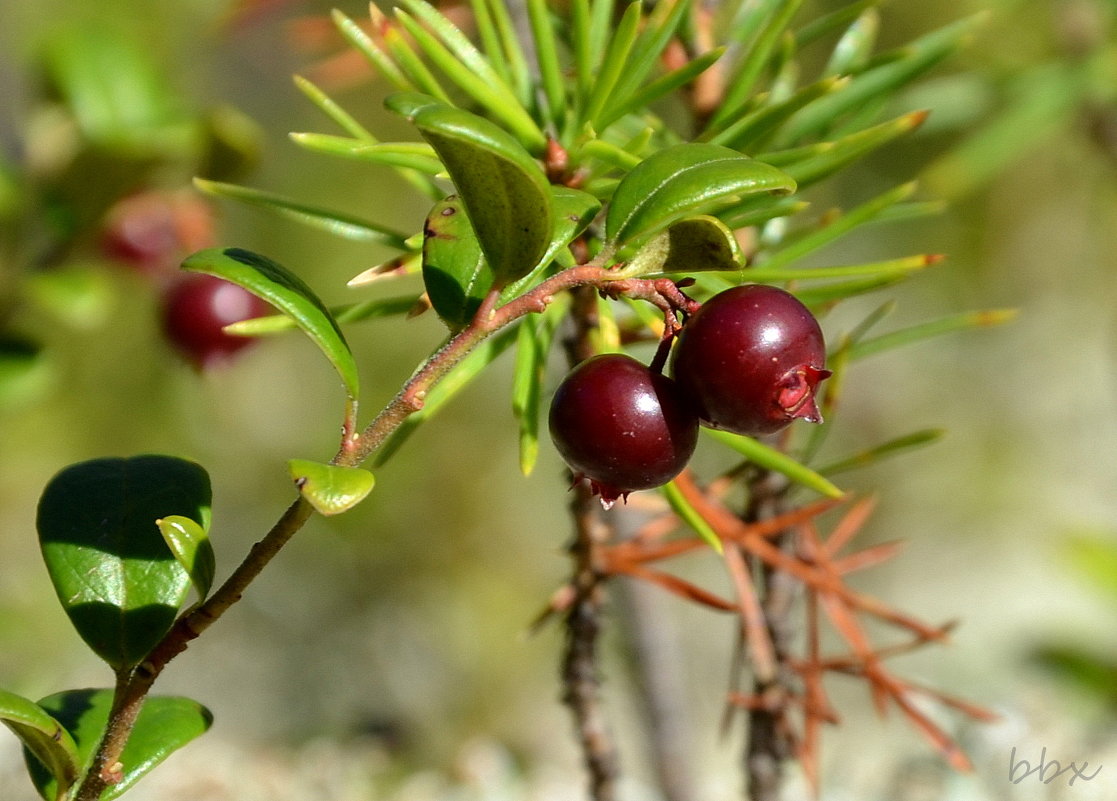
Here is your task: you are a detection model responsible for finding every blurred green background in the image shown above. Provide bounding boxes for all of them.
[1,0,1116,799]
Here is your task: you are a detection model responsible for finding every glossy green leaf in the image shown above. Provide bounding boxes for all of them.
[293,74,373,140]
[195,179,410,248]
[28,690,212,801]
[793,0,880,48]
[182,248,359,402]
[847,309,1017,361]
[288,459,375,516]
[607,0,694,116]
[374,326,519,467]
[382,22,453,102]
[156,515,216,603]
[606,143,796,251]
[621,216,743,277]
[36,456,210,670]
[390,97,554,284]
[472,0,532,103]
[0,689,80,800]
[739,254,941,284]
[703,428,844,498]
[525,0,565,127]
[422,195,492,329]
[818,428,945,476]
[662,481,722,553]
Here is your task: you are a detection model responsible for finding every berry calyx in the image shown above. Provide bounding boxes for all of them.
[160,274,271,369]
[671,284,831,436]
[548,353,699,508]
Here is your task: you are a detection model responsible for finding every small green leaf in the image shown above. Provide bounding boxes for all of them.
[599,47,725,130]
[226,295,420,336]
[709,76,848,150]
[621,216,743,277]
[606,143,795,252]
[293,74,374,141]
[195,179,410,248]
[703,429,844,499]
[332,9,412,91]
[422,195,493,329]
[580,1,642,129]
[156,515,216,603]
[390,97,554,284]
[287,459,375,516]
[661,480,722,553]
[28,690,212,801]
[37,456,211,670]
[182,248,359,402]
[0,689,80,800]
[288,134,444,174]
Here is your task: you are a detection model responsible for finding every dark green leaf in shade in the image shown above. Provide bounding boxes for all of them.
[27,690,212,801]
[36,456,211,670]
[388,96,554,284]
[605,143,796,251]
[621,216,743,277]
[181,248,359,402]
[156,516,216,603]
[287,459,375,516]
[0,689,80,800]
[422,195,493,329]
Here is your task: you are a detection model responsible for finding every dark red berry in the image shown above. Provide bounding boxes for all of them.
[160,274,271,368]
[548,353,699,507]
[671,284,830,436]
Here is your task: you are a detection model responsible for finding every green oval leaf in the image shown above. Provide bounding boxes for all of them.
[182,248,359,402]
[422,195,493,329]
[500,185,601,298]
[605,143,795,252]
[28,690,212,801]
[619,216,743,277]
[287,459,375,516]
[156,515,216,603]
[37,456,211,670]
[0,688,80,799]
[388,95,553,284]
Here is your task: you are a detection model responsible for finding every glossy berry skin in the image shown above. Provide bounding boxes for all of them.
[671,284,830,436]
[549,353,699,507]
[160,274,271,368]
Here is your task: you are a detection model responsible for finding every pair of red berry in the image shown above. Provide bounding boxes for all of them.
[548,284,831,507]
[101,191,270,368]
